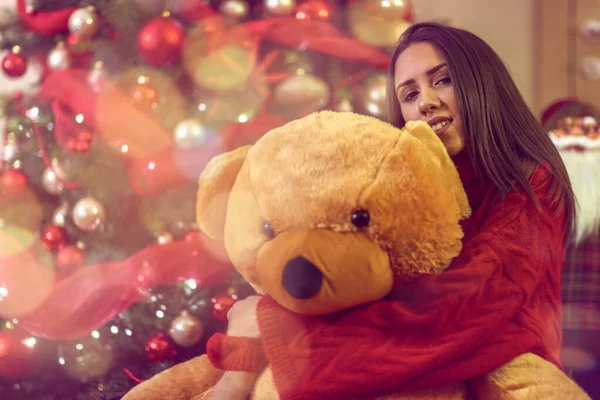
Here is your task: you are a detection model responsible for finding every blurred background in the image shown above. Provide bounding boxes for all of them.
[0,1,598,399]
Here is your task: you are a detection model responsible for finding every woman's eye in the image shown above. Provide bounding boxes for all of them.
[435,76,452,86]
[403,91,418,102]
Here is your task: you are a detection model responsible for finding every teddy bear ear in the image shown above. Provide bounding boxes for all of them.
[196,145,251,240]
[404,121,471,220]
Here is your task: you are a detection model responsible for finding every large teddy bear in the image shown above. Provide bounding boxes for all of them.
[123,111,588,400]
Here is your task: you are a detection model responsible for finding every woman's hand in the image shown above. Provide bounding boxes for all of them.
[205,296,263,400]
[226,295,262,338]
[206,370,259,400]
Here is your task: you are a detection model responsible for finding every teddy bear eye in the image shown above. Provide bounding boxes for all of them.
[351,210,370,228]
[262,221,275,238]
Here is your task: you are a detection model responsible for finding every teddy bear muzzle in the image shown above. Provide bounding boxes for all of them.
[255,227,394,316]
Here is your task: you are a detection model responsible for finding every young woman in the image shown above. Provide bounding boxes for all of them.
[208,23,589,399]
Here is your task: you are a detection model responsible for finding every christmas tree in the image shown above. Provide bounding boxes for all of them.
[0,0,412,398]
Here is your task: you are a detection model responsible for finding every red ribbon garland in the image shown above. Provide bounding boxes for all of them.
[13,234,233,340]
[16,0,76,36]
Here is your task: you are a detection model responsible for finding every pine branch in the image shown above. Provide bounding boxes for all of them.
[96,0,155,39]
[29,0,82,12]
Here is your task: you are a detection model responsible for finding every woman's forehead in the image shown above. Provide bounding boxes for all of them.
[394,43,447,82]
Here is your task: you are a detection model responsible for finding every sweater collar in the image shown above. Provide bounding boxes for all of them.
[451,150,490,212]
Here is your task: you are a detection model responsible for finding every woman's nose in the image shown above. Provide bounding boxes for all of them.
[419,88,441,115]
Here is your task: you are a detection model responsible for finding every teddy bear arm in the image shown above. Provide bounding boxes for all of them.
[121,354,224,400]
[248,367,471,400]
[468,352,591,399]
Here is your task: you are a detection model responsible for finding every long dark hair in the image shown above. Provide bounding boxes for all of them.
[386,22,576,240]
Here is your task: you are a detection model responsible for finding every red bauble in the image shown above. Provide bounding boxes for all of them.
[136,17,186,67]
[41,225,68,252]
[145,332,177,363]
[211,293,238,323]
[2,52,27,78]
[75,140,90,153]
[56,245,84,277]
[0,328,39,380]
[183,229,200,242]
[78,131,93,143]
[1,169,29,197]
[295,0,334,21]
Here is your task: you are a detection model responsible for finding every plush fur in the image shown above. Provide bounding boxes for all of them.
[123,111,590,400]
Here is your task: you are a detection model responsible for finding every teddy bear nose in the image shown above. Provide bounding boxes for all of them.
[281,256,323,299]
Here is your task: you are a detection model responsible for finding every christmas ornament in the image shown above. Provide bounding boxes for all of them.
[169,310,204,347]
[87,60,105,93]
[277,50,318,75]
[173,119,211,150]
[72,197,106,232]
[1,169,28,197]
[60,339,114,382]
[145,332,177,363]
[51,202,69,227]
[2,47,27,78]
[41,225,68,251]
[219,0,250,20]
[137,17,186,67]
[0,328,39,380]
[347,0,411,48]
[42,166,66,195]
[273,73,330,117]
[195,85,266,129]
[131,83,159,112]
[55,245,84,278]
[47,42,71,71]
[183,18,258,92]
[0,188,43,233]
[582,56,600,80]
[361,73,387,118]
[68,6,100,40]
[335,97,354,112]
[67,130,94,153]
[581,19,600,41]
[264,0,297,16]
[1,134,20,164]
[295,0,334,21]
[210,293,238,322]
[115,67,186,132]
[157,232,174,245]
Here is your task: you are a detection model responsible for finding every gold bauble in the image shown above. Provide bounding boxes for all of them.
[361,73,387,118]
[264,0,297,16]
[0,188,42,233]
[347,0,411,48]
[113,67,186,132]
[194,77,267,129]
[219,0,250,20]
[273,74,330,118]
[183,19,258,92]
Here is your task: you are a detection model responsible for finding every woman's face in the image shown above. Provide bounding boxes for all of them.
[394,42,465,156]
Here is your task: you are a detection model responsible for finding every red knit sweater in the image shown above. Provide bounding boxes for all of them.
[207,153,567,400]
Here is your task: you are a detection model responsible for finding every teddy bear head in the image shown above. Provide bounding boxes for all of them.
[196,111,470,315]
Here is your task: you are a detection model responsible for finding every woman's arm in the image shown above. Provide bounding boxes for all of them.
[254,170,566,400]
